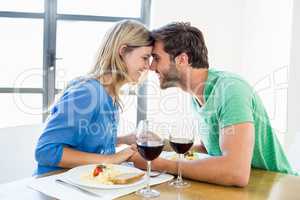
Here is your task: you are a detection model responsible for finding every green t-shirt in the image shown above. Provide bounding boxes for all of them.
[191,69,297,175]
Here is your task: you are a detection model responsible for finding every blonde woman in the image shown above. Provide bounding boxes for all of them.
[35,20,153,175]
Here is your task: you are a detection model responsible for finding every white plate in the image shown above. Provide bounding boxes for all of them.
[63,164,146,189]
[160,151,211,160]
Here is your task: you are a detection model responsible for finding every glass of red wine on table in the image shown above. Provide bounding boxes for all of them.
[168,123,194,188]
[136,120,164,198]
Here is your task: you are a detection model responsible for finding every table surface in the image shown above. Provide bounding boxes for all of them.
[1,169,299,200]
[120,169,300,200]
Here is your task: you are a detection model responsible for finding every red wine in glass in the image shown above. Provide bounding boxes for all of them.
[137,141,164,161]
[169,135,194,188]
[136,120,164,198]
[169,138,193,154]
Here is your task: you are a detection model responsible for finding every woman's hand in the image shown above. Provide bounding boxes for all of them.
[114,146,135,163]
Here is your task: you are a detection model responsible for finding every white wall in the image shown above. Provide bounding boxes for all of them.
[149,0,294,146]
[287,0,300,147]
[0,124,43,183]
[240,0,293,143]
[150,0,244,71]
[148,0,244,143]
[286,0,300,171]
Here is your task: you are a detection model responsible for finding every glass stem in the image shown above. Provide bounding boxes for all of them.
[177,154,183,183]
[147,161,151,191]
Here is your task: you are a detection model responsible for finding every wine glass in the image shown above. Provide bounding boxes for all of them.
[168,122,194,188]
[136,120,164,198]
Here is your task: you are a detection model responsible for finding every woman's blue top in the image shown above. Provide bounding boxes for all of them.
[35,78,119,175]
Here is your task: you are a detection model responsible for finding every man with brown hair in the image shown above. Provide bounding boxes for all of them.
[131,22,296,187]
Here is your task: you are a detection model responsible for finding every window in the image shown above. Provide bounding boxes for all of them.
[57,0,141,17]
[56,21,114,89]
[0,18,43,88]
[0,0,150,128]
[0,0,44,13]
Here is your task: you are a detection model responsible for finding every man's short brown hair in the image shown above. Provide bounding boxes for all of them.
[151,22,209,68]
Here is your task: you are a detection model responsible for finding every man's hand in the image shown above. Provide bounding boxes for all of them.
[128,152,147,170]
[129,151,174,173]
[129,151,163,171]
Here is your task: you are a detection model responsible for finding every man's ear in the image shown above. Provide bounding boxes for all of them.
[118,45,127,58]
[175,52,189,65]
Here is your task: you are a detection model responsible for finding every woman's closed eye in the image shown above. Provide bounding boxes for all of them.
[143,57,149,61]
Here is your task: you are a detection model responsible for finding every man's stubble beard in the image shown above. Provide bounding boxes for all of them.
[160,63,181,89]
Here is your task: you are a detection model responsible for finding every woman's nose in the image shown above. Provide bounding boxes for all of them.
[149,62,156,71]
[144,61,150,70]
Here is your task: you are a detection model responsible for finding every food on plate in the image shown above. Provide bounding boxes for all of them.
[111,172,145,184]
[170,151,198,160]
[185,151,198,160]
[80,164,145,185]
[93,164,105,177]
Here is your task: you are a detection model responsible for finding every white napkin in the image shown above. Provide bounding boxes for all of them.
[27,151,210,200]
[27,171,173,200]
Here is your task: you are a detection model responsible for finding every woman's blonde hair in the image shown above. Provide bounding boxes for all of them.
[88,19,153,106]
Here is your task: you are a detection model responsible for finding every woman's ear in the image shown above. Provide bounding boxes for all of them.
[118,45,127,58]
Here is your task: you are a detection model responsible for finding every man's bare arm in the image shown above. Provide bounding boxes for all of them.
[132,122,254,187]
[180,122,254,186]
